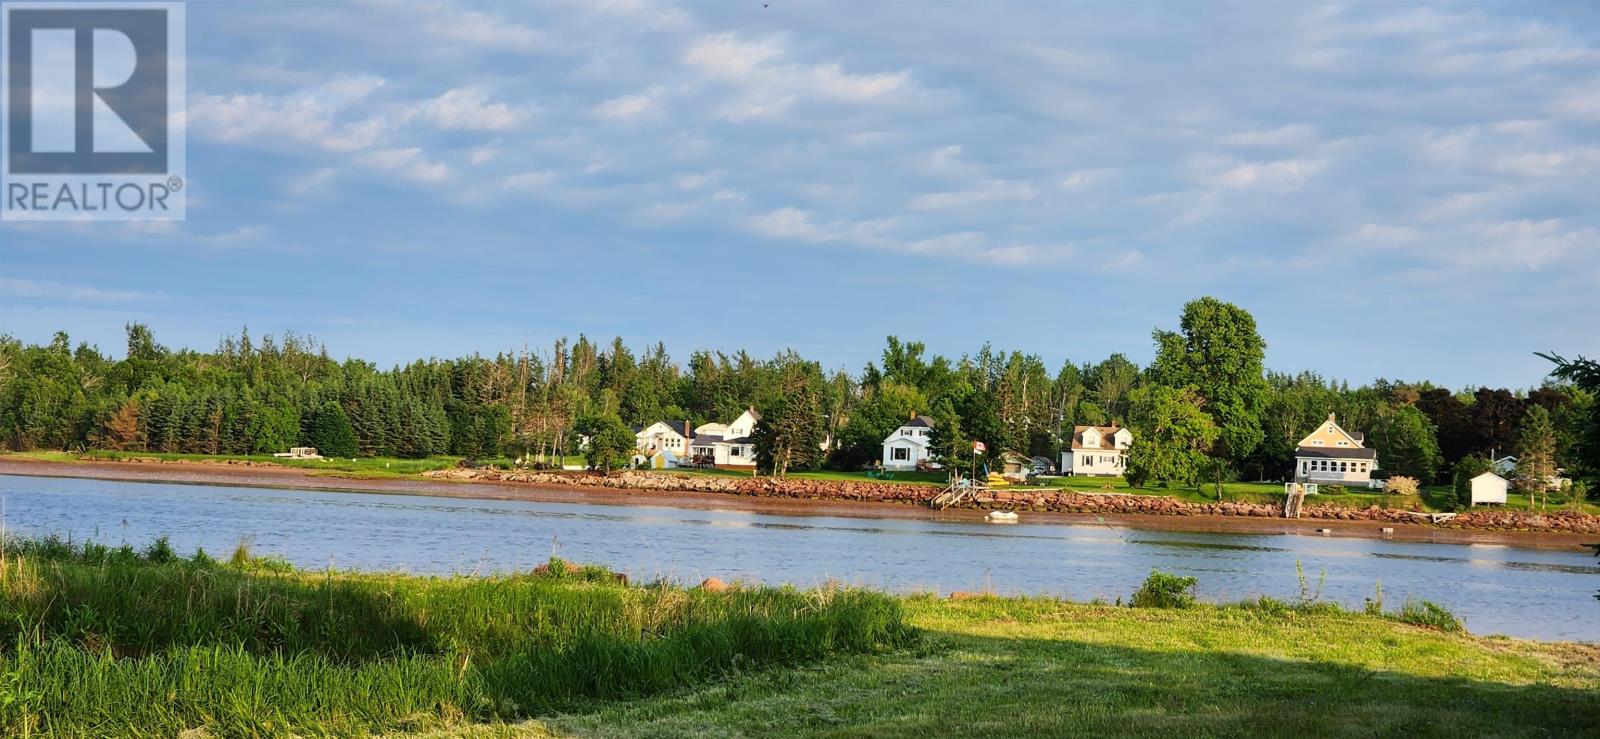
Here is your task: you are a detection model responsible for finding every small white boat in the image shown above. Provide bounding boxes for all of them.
[985,510,1019,523]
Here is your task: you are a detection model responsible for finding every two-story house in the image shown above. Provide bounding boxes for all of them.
[1061,425,1132,476]
[1293,413,1378,485]
[688,407,761,467]
[881,414,935,471]
[634,420,692,457]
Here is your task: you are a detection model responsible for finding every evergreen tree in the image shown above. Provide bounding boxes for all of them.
[307,401,358,458]
[1513,405,1558,501]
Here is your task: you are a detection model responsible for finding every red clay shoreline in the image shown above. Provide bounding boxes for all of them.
[1,457,1595,552]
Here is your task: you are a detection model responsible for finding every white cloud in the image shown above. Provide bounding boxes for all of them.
[808,64,909,101]
[361,148,451,183]
[1204,157,1327,191]
[908,180,1036,211]
[593,91,660,120]
[0,277,158,303]
[189,75,388,152]
[684,32,915,120]
[425,10,548,52]
[684,33,785,79]
[502,170,560,191]
[412,87,528,131]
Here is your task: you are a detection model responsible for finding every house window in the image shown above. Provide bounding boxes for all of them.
[730,447,742,458]
[1083,455,1092,467]
[1313,440,1325,446]
[892,447,909,461]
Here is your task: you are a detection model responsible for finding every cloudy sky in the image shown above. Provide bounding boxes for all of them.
[2,0,1597,388]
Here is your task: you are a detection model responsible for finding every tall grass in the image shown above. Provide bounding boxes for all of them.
[0,536,917,736]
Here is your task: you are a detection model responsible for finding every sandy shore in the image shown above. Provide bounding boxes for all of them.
[1,458,1595,551]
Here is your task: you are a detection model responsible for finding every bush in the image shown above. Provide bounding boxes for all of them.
[1384,476,1420,495]
[1322,484,1347,496]
[1130,570,1198,609]
[1393,599,1464,632]
[1452,456,1493,509]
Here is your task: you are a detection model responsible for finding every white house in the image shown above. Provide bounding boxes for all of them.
[882,414,935,471]
[1061,425,1132,476]
[1293,413,1378,485]
[1468,471,1508,506]
[635,420,692,456]
[688,408,761,467]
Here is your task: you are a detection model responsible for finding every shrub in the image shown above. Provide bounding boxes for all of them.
[1393,599,1464,633]
[1130,570,1198,609]
[1385,476,1420,495]
[141,536,177,564]
[1321,484,1347,496]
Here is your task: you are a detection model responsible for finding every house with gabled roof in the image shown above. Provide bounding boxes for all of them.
[882,413,935,471]
[688,407,761,467]
[635,420,693,457]
[1293,413,1378,485]
[1061,425,1131,476]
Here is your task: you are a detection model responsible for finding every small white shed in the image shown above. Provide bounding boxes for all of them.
[1468,472,1508,506]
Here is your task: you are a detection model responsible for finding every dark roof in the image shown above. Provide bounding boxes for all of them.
[1295,446,1377,460]
[722,436,753,445]
[1070,425,1126,451]
[690,434,724,446]
[1349,432,1364,443]
[904,415,935,429]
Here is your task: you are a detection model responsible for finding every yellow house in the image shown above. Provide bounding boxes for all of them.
[1293,413,1378,485]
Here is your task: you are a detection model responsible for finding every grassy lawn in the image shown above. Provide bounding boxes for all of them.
[518,599,1600,738]
[4,536,1596,737]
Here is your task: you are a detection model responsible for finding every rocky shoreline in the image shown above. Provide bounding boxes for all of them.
[425,468,1600,535]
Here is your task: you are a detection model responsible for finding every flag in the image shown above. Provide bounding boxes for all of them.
[972,440,987,453]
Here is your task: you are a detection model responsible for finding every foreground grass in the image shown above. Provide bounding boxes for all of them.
[531,597,1600,738]
[0,538,914,736]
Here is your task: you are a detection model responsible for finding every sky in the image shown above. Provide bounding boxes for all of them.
[2,0,1598,389]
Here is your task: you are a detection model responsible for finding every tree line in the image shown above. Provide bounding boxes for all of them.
[0,297,1594,493]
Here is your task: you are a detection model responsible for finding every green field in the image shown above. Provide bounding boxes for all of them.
[1,537,1594,737]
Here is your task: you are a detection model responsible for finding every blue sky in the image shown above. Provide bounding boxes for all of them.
[2,0,1598,388]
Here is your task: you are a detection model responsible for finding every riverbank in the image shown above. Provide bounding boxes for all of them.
[3,456,1597,551]
[3,536,1596,737]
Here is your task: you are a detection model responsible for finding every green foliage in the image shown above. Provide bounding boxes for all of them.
[580,413,635,473]
[306,401,358,458]
[1147,297,1269,466]
[752,363,827,477]
[1393,600,1464,633]
[1370,405,1442,482]
[1513,405,1558,494]
[1129,570,1198,609]
[0,537,917,736]
[1124,386,1219,487]
[1452,455,1493,510]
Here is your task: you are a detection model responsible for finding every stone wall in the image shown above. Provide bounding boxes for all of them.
[423,469,1600,535]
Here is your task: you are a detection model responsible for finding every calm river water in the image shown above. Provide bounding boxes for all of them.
[4,474,1598,641]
